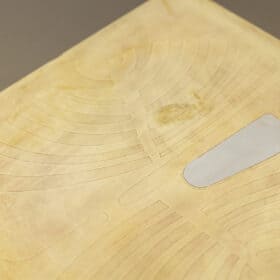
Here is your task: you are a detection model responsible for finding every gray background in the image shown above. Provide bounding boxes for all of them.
[0,0,279,91]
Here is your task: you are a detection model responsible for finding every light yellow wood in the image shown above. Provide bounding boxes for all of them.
[0,0,280,278]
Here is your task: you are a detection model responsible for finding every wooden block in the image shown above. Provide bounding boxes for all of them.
[0,0,279,278]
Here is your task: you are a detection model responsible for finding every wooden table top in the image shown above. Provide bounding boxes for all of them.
[0,0,279,278]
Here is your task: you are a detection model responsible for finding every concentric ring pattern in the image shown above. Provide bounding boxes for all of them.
[0,0,279,279]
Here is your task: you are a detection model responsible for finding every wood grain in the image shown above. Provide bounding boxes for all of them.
[0,0,279,278]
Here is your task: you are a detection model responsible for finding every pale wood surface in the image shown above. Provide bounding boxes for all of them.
[0,0,280,279]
